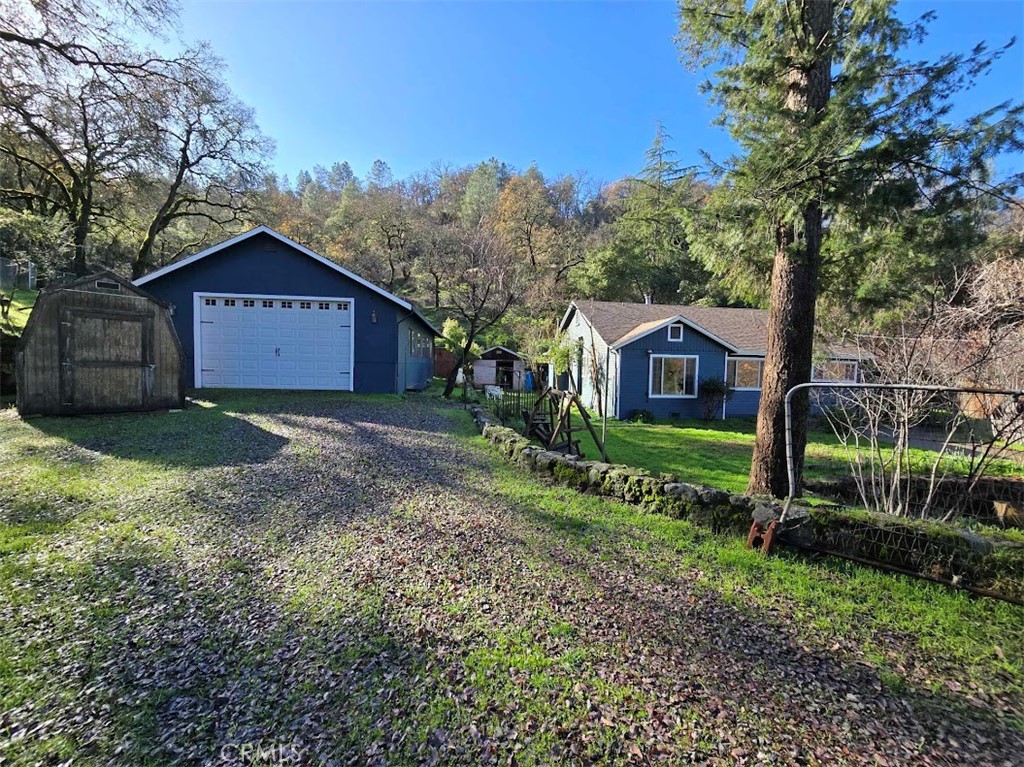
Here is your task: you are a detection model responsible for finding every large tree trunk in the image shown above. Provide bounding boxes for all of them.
[748,206,823,497]
[747,0,832,497]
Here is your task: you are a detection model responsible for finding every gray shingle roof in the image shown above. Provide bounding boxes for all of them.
[568,300,770,352]
[566,300,865,358]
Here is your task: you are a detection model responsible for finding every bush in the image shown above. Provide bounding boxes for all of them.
[629,409,655,424]
[698,378,733,421]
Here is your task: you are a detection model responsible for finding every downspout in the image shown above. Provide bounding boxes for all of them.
[722,355,729,420]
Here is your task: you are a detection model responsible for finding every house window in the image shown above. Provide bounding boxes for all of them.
[318,302,330,310]
[650,355,698,398]
[409,328,431,358]
[223,298,236,307]
[243,299,255,307]
[262,300,274,308]
[727,358,764,390]
[299,301,312,309]
[338,302,349,310]
[813,360,858,382]
[668,324,684,342]
[281,301,293,309]
[204,298,216,306]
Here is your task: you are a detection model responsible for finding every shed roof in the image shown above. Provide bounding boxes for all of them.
[54,270,171,307]
[563,300,864,358]
[479,346,524,360]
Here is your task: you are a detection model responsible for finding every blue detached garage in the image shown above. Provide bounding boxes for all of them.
[134,226,439,393]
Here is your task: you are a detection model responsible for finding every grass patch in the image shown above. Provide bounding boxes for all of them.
[574,417,1024,494]
[1,288,37,336]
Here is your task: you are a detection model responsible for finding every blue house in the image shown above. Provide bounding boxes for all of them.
[560,300,863,420]
[134,226,439,393]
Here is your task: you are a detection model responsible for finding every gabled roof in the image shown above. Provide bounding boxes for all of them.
[479,345,524,360]
[563,300,770,354]
[133,225,413,310]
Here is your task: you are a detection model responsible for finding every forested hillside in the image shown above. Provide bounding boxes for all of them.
[2,0,1022,384]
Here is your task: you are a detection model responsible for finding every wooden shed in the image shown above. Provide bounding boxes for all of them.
[16,271,185,416]
[473,346,526,391]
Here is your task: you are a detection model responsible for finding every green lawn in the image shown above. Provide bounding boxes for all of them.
[576,417,1024,495]
[1,288,37,336]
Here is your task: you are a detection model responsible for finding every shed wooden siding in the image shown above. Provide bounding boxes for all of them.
[564,308,618,417]
[397,315,434,391]
[139,232,401,392]
[16,280,183,416]
[617,323,730,420]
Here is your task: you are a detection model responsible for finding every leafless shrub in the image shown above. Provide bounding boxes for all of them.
[813,257,1024,522]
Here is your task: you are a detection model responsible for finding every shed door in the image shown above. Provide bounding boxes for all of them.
[197,296,353,390]
[60,308,153,412]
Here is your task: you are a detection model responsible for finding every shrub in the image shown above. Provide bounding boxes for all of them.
[629,409,655,424]
[698,378,734,421]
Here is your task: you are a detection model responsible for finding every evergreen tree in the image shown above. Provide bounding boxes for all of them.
[678,0,1023,497]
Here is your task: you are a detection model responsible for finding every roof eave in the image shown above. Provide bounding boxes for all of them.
[558,301,579,332]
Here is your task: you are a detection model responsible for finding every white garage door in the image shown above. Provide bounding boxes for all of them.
[197,294,353,390]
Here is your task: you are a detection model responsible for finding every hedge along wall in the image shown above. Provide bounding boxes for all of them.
[469,407,1024,601]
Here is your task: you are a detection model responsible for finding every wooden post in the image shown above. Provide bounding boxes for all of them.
[573,392,609,462]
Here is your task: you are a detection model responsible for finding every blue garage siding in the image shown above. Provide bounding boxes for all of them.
[617,324,731,421]
[140,232,401,392]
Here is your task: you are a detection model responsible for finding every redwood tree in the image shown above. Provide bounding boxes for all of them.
[678,0,1023,497]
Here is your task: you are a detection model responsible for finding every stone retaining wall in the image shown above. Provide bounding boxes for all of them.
[470,406,1024,600]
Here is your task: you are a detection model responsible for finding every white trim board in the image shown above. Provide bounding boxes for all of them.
[192,291,355,391]
[134,226,412,311]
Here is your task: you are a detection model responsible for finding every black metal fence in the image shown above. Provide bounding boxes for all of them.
[484,387,531,424]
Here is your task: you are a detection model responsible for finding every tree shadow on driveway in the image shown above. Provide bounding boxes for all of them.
[23,403,289,470]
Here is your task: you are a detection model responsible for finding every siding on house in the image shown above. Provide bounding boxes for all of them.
[617,323,731,420]
[563,308,618,418]
[140,231,402,392]
[562,300,866,422]
[726,388,762,418]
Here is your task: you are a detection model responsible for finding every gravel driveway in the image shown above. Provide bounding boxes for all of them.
[1,393,1021,766]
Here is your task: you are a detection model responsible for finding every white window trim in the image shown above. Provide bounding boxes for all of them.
[192,291,355,391]
[648,353,699,399]
[667,323,685,342]
[812,360,859,383]
[726,356,765,391]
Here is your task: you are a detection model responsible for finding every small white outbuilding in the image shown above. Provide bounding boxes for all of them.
[473,346,526,391]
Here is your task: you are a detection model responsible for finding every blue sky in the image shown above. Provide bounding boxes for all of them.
[179,1,1024,186]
